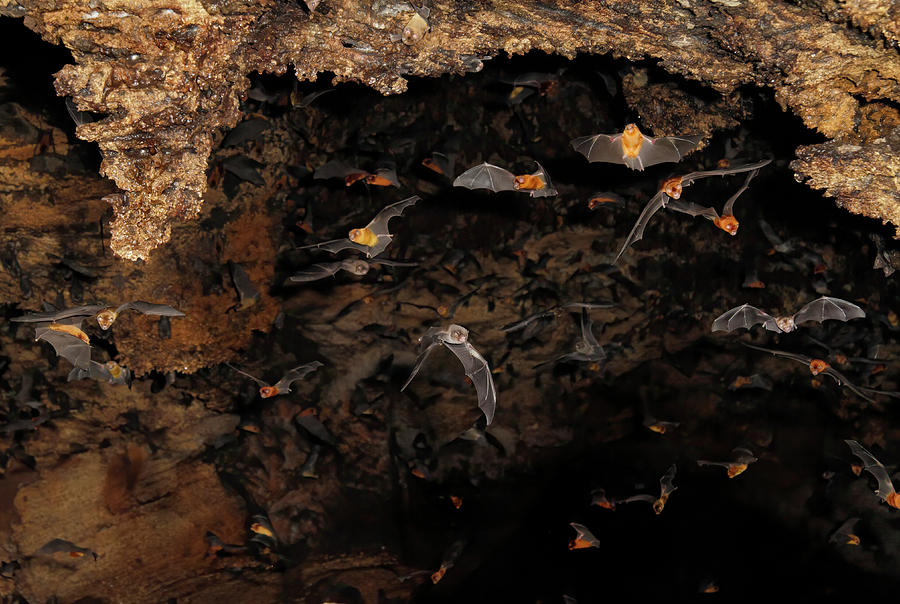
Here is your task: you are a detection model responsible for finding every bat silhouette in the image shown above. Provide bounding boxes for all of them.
[453,162,557,197]
[33,538,98,560]
[535,308,606,368]
[571,123,701,171]
[422,151,456,178]
[829,517,861,546]
[712,296,864,333]
[614,160,770,262]
[401,324,497,425]
[500,302,614,334]
[697,447,758,478]
[743,344,897,403]
[845,440,900,509]
[298,196,420,258]
[300,444,322,478]
[229,361,323,398]
[288,258,417,283]
[618,464,678,514]
[313,159,399,187]
[568,522,601,550]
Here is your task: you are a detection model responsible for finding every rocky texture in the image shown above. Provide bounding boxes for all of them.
[0,0,898,259]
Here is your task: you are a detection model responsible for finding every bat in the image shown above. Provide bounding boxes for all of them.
[571,123,701,171]
[33,538,98,560]
[399,286,481,319]
[222,118,271,147]
[613,160,770,262]
[845,440,900,509]
[295,409,337,446]
[663,167,762,235]
[588,191,625,209]
[222,155,265,185]
[313,160,369,186]
[68,360,132,386]
[453,162,558,197]
[205,532,248,555]
[697,447,758,478]
[742,344,894,403]
[568,522,601,550]
[366,160,400,187]
[0,413,50,435]
[293,88,334,108]
[535,308,606,368]
[643,414,680,435]
[13,302,184,331]
[298,196,420,258]
[300,444,322,478]
[618,464,677,514]
[402,5,430,45]
[229,261,261,310]
[288,258,417,283]
[431,539,465,584]
[829,517,861,546]
[590,488,616,510]
[401,324,497,425]
[500,302,613,335]
[95,301,185,330]
[422,151,456,178]
[32,316,92,371]
[229,360,323,398]
[713,296,865,333]
[872,234,900,276]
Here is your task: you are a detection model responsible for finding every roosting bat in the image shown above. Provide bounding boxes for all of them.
[298,196,420,258]
[618,464,678,514]
[568,522,601,550]
[229,361,323,398]
[313,159,399,187]
[829,517,861,546]
[535,308,606,368]
[845,440,900,509]
[571,123,701,171]
[401,324,497,425]
[288,258,417,283]
[712,296,864,333]
[696,447,758,478]
[500,302,614,334]
[229,262,261,310]
[613,160,770,263]
[453,162,558,197]
[33,538,98,560]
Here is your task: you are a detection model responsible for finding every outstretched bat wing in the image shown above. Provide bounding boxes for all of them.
[680,159,773,188]
[400,340,442,391]
[226,363,268,388]
[614,191,669,263]
[288,262,344,283]
[570,134,624,164]
[444,341,497,425]
[527,162,558,198]
[636,134,701,168]
[712,304,775,332]
[453,163,516,192]
[722,168,761,216]
[271,361,323,394]
[366,196,421,238]
[11,305,106,323]
[741,343,812,366]
[845,440,897,501]
[35,329,91,370]
[115,301,185,317]
[660,464,678,496]
[665,199,720,221]
[792,297,865,326]
[298,238,368,255]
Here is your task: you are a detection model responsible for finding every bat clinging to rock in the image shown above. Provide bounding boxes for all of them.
[401,324,497,425]
[453,162,557,197]
[571,123,701,171]
[299,196,419,258]
[229,361,323,398]
[33,538,98,560]
[713,297,864,333]
[845,440,900,509]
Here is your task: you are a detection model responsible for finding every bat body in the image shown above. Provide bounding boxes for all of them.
[845,440,900,509]
[230,361,323,398]
[299,196,420,258]
[402,324,497,425]
[33,538,98,560]
[431,539,465,584]
[453,162,557,197]
[614,160,769,262]
[33,316,91,371]
[571,123,701,171]
[288,258,417,283]
[697,447,758,478]
[68,360,132,386]
[618,464,677,514]
[536,308,606,368]
[829,518,861,546]
[713,297,865,333]
[568,522,601,550]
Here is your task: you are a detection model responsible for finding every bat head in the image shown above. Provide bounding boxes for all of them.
[568,538,594,550]
[774,316,796,332]
[96,309,118,330]
[437,304,450,318]
[662,177,683,199]
[652,497,667,515]
[714,215,739,236]
[430,567,447,584]
[105,361,123,378]
[402,12,428,45]
[365,174,393,187]
[348,227,378,247]
[447,325,468,344]
[846,534,861,545]
[726,463,748,478]
[349,260,370,276]
[259,385,278,398]
[513,174,545,191]
[808,359,829,375]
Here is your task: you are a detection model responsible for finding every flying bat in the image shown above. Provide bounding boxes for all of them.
[845,440,900,509]
[68,360,132,386]
[829,517,861,546]
[571,123,701,171]
[453,162,558,197]
[430,539,465,584]
[33,538,98,560]
[401,324,497,425]
[229,361,323,398]
[94,301,185,330]
[32,316,92,371]
[535,307,606,368]
[422,151,456,178]
[697,447,758,478]
[643,409,680,435]
[618,464,678,514]
[288,258,417,283]
[298,196,420,258]
[590,488,616,510]
[613,160,770,263]
[11,304,106,324]
[712,296,864,333]
[568,522,601,550]
[500,302,614,335]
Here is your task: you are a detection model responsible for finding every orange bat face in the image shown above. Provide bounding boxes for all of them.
[647,423,668,434]
[662,176,683,199]
[621,123,643,158]
[808,359,829,375]
[450,495,463,509]
[652,496,668,515]
[69,551,85,558]
[513,174,546,191]
[726,463,748,478]
[731,376,752,389]
[437,304,450,318]
[96,309,118,330]
[344,173,368,186]
[365,174,394,187]
[713,215,739,236]
[105,361,124,379]
[834,354,848,365]
[49,323,91,344]
[348,227,379,247]
[430,567,447,584]
[259,386,278,398]
[850,463,862,476]
[746,280,765,289]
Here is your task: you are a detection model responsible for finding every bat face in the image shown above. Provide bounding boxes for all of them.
[347,259,370,275]
[809,359,829,375]
[713,215,739,235]
[513,174,544,191]
[365,173,395,187]
[259,386,278,398]
[348,227,379,247]
[402,12,428,45]
[662,177,683,199]
[446,325,469,344]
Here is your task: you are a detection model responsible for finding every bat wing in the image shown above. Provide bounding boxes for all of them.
[298,238,368,255]
[680,159,773,188]
[845,440,896,500]
[664,199,720,221]
[11,304,106,323]
[115,301,185,317]
[823,368,876,403]
[712,304,775,332]
[528,162,558,198]
[499,310,550,333]
[579,308,603,351]
[741,343,812,366]
[613,191,668,263]
[34,539,93,558]
[401,340,442,391]
[636,134,701,168]
[660,464,678,495]
[226,363,268,388]
[453,163,516,192]
[444,341,497,425]
[313,160,358,180]
[222,156,265,185]
[792,297,865,326]
[721,168,761,216]
[619,494,656,505]
[570,133,624,164]
[371,258,419,268]
[569,522,600,546]
[272,361,323,393]
[288,262,344,282]
[35,330,91,370]
[560,302,615,311]
[366,196,421,237]
[228,262,261,307]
